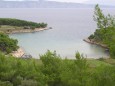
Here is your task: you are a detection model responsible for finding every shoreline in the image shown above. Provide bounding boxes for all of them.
[83,38,109,49]
[9,27,52,58]
[11,47,25,58]
[6,27,50,34]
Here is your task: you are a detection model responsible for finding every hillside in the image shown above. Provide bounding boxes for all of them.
[0,1,114,8]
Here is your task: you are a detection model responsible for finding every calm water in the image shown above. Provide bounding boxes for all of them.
[0,8,114,59]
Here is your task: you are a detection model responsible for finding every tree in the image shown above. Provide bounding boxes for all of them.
[94,4,115,29]
[60,52,89,86]
[0,33,18,53]
[40,51,62,86]
[92,5,115,58]
[0,81,13,86]
[93,4,106,29]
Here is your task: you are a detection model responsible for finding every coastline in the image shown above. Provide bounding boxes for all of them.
[9,27,52,58]
[6,27,50,34]
[11,47,25,58]
[83,38,109,49]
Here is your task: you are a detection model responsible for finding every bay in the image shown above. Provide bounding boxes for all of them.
[0,8,114,59]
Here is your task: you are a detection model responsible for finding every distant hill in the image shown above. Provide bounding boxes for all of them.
[0,1,114,8]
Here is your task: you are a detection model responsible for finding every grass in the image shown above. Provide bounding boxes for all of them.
[34,59,43,65]
[87,59,112,67]
[33,58,114,68]
[0,25,23,31]
[19,57,115,68]
[102,58,115,65]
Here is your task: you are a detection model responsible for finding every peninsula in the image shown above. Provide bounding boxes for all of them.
[0,18,48,58]
[0,18,48,34]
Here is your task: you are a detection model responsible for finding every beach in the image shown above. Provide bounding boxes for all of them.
[7,27,49,34]
[11,47,25,58]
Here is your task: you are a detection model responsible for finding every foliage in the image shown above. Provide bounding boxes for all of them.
[0,52,46,86]
[0,5,115,86]
[0,81,13,86]
[0,33,18,53]
[93,4,115,29]
[60,52,89,86]
[89,5,115,58]
[110,45,115,58]
[0,51,115,86]
[88,34,95,40]
[40,51,63,86]
[0,18,47,29]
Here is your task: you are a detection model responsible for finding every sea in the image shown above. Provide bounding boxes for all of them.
[0,8,114,59]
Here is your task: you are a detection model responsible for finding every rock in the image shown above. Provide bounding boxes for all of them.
[49,27,52,29]
[21,53,32,59]
[11,47,25,58]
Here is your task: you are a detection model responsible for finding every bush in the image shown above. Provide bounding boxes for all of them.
[0,51,115,86]
[90,5,115,58]
[0,81,13,86]
[20,79,38,86]
[88,34,95,40]
[110,45,115,58]
[0,33,18,53]
[0,18,47,29]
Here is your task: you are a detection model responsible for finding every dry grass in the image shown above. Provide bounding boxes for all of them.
[0,25,23,32]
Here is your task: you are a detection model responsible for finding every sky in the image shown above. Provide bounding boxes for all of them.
[4,0,115,5]
[48,0,88,3]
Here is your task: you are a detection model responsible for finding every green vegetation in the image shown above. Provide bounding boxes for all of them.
[0,33,18,53]
[1,5,115,86]
[0,18,47,28]
[0,51,115,86]
[88,5,115,58]
[0,18,47,33]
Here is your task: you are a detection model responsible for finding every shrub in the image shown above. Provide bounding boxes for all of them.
[0,33,18,53]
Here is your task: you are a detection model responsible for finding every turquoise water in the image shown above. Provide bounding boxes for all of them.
[1,8,113,59]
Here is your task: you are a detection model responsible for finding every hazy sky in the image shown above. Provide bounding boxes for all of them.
[48,0,88,3]
[4,0,115,5]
